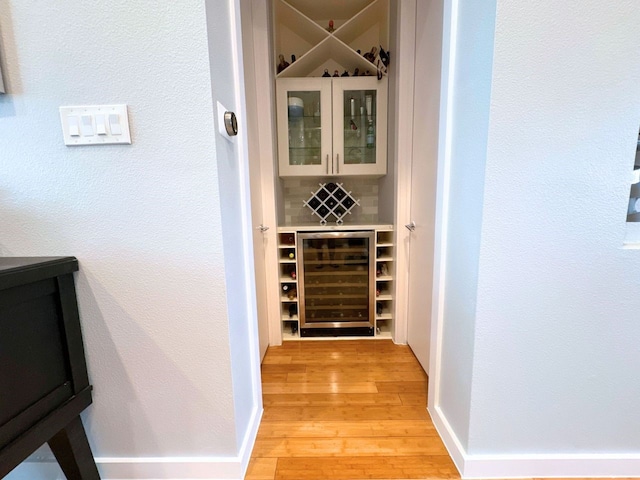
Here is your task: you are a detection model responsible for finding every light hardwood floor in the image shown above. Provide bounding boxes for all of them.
[245,340,622,480]
[245,339,456,480]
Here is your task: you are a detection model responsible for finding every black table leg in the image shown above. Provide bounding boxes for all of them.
[48,416,100,480]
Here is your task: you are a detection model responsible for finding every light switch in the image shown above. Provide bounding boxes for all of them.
[80,115,94,136]
[68,116,80,137]
[109,114,122,135]
[95,114,107,135]
[60,105,131,146]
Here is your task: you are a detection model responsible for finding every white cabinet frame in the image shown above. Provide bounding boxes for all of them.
[277,77,388,177]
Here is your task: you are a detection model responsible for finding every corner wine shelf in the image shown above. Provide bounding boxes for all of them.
[274,0,390,78]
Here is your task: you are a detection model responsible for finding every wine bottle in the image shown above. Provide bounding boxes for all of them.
[277,54,289,73]
[326,20,335,33]
[366,121,375,148]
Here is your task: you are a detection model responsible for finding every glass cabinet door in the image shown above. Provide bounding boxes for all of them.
[277,78,332,176]
[286,90,322,166]
[333,77,388,176]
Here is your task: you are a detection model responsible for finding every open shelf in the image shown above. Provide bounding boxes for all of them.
[335,0,390,56]
[274,0,389,78]
[278,230,300,339]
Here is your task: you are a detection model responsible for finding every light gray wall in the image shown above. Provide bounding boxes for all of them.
[0,0,250,471]
[204,0,260,454]
[438,0,497,450]
[468,0,640,454]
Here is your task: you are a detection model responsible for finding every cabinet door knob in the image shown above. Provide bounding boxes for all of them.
[257,224,269,233]
[405,221,416,232]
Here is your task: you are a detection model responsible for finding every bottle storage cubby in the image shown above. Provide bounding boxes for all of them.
[273,0,390,78]
[279,231,300,339]
[277,227,393,340]
[375,228,394,337]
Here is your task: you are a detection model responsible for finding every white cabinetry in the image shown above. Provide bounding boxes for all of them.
[277,77,387,177]
[375,228,394,338]
[273,0,389,79]
[273,0,389,178]
[277,226,393,340]
[277,231,299,339]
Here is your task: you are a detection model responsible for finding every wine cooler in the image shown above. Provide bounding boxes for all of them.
[298,231,375,337]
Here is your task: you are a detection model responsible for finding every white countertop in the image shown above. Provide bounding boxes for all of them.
[278,224,393,232]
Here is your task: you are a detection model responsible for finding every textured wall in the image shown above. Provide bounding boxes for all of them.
[438,0,497,451]
[468,0,640,454]
[0,0,241,467]
[281,177,379,225]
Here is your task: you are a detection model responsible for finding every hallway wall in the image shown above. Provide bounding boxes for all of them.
[436,0,497,452]
[470,0,640,456]
[435,0,640,476]
[0,1,256,478]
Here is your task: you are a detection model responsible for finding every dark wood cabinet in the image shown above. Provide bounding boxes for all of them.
[0,257,99,479]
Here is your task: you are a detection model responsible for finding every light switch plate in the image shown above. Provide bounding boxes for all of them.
[59,104,131,146]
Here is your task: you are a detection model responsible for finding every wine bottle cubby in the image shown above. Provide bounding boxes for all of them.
[277,226,394,339]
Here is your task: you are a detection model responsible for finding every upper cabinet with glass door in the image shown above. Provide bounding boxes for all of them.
[277,77,387,177]
[277,78,333,177]
[273,0,389,177]
[333,76,387,176]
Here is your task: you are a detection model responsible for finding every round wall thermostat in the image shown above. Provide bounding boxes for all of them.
[224,111,238,136]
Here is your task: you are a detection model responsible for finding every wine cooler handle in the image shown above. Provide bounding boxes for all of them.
[337,154,339,174]
[326,154,329,175]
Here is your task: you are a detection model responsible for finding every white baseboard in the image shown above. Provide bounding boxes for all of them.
[464,453,640,479]
[8,457,242,480]
[428,404,466,475]
[429,405,640,479]
[237,405,263,478]
[7,407,263,480]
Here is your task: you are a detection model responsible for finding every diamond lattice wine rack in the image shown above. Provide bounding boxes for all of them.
[304,182,360,225]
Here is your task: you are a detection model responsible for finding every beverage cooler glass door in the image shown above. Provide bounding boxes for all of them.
[298,231,375,332]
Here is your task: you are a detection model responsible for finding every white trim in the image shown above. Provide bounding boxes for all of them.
[10,408,263,480]
[228,0,265,446]
[251,0,283,348]
[237,405,264,477]
[392,0,417,345]
[464,453,640,479]
[428,0,458,409]
[12,457,242,480]
[430,405,640,479]
[428,405,466,474]
[246,0,283,347]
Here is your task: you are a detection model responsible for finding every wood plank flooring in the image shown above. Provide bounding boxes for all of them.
[246,339,624,480]
[246,340,458,480]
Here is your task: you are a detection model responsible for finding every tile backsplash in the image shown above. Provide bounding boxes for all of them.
[281,178,379,225]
